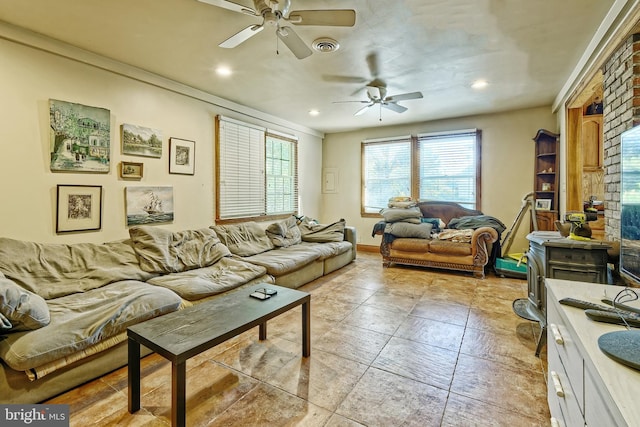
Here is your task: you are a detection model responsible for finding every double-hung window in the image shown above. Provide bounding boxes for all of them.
[216,115,298,221]
[362,129,481,215]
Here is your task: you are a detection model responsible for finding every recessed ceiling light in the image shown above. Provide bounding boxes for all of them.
[309,109,320,116]
[471,79,488,89]
[216,66,232,77]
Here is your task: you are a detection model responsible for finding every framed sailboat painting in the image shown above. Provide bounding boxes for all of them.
[125,186,174,226]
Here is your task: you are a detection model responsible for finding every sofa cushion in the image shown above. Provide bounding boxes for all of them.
[0,238,156,300]
[297,241,352,260]
[428,240,472,256]
[241,245,322,276]
[384,222,433,239]
[129,226,231,274]
[211,222,274,256]
[299,218,346,243]
[265,216,302,247]
[0,280,181,371]
[146,257,268,301]
[0,274,50,332]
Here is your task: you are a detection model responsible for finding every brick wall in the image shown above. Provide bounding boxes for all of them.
[601,33,640,240]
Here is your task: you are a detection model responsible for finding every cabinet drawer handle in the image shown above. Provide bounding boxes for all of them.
[550,417,562,427]
[551,371,565,397]
[550,324,564,345]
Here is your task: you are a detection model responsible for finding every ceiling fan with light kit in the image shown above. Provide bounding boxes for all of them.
[197,0,356,59]
[329,53,424,120]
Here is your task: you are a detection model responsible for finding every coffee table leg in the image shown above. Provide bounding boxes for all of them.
[172,361,186,427]
[128,338,141,413]
[259,322,267,340]
[302,300,310,357]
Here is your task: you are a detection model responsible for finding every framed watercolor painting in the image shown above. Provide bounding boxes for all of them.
[56,185,103,233]
[120,161,144,180]
[535,199,552,210]
[121,123,162,158]
[169,137,195,175]
[49,99,110,173]
[125,186,174,226]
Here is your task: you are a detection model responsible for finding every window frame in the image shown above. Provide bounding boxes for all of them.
[361,129,481,217]
[215,115,298,224]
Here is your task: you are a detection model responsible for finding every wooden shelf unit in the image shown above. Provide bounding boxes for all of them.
[533,129,559,231]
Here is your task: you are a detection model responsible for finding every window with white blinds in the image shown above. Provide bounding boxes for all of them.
[362,136,412,214]
[216,116,298,221]
[418,130,480,210]
[361,130,481,215]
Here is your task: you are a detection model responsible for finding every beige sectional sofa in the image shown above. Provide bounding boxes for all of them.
[0,217,356,404]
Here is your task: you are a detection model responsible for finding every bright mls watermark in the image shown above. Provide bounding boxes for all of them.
[0,405,69,426]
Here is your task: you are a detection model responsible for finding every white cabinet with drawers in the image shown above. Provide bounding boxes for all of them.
[546,279,640,426]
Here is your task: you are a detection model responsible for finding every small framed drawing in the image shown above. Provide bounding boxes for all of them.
[169,137,195,175]
[120,161,143,180]
[535,199,552,210]
[56,185,103,233]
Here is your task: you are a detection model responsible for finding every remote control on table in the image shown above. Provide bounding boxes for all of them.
[559,297,616,312]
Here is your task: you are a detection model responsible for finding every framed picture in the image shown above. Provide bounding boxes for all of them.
[535,199,552,210]
[56,185,103,233]
[169,137,195,175]
[121,123,162,158]
[120,161,144,180]
[49,99,110,173]
[125,186,174,226]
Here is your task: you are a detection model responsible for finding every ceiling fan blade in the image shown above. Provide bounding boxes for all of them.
[332,100,370,104]
[287,10,356,26]
[219,24,264,48]
[277,26,312,59]
[382,102,408,113]
[366,52,380,78]
[197,0,257,16]
[385,91,423,102]
[322,75,369,84]
[354,104,374,116]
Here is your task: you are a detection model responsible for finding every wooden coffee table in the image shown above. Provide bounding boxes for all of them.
[127,284,310,427]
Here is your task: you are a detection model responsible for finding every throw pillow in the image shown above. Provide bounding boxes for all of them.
[265,216,302,247]
[211,222,275,256]
[299,218,346,242]
[384,222,433,239]
[0,275,50,332]
[379,207,422,223]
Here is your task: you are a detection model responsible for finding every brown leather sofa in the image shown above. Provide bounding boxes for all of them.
[375,201,499,278]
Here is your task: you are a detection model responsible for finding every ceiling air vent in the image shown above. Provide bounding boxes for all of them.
[312,37,340,53]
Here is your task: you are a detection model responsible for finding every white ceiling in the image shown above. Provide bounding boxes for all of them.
[0,0,616,134]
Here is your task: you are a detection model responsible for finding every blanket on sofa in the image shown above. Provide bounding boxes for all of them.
[0,238,156,300]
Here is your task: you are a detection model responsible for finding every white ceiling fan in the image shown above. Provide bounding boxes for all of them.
[197,0,356,59]
[335,85,424,120]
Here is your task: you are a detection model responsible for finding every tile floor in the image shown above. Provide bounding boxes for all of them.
[47,251,550,426]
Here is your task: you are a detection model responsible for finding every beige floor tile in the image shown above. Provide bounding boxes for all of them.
[207,383,332,426]
[342,304,408,335]
[410,299,470,326]
[441,392,550,427]
[450,353,550,421]
[314,324,391,365]
[394,315,465,351]
[336,367,448,427]
[372,336,458,389]
[363,289,421,313]
[266,349,368,411]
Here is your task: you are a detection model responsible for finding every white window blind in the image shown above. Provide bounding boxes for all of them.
[362,136,412,213]
[418,129,479,209]
[218,117,265,219]
[217,116,298,220]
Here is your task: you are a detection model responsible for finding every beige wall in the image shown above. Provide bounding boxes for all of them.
[321,106,557,253]
[0,38,323,243]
